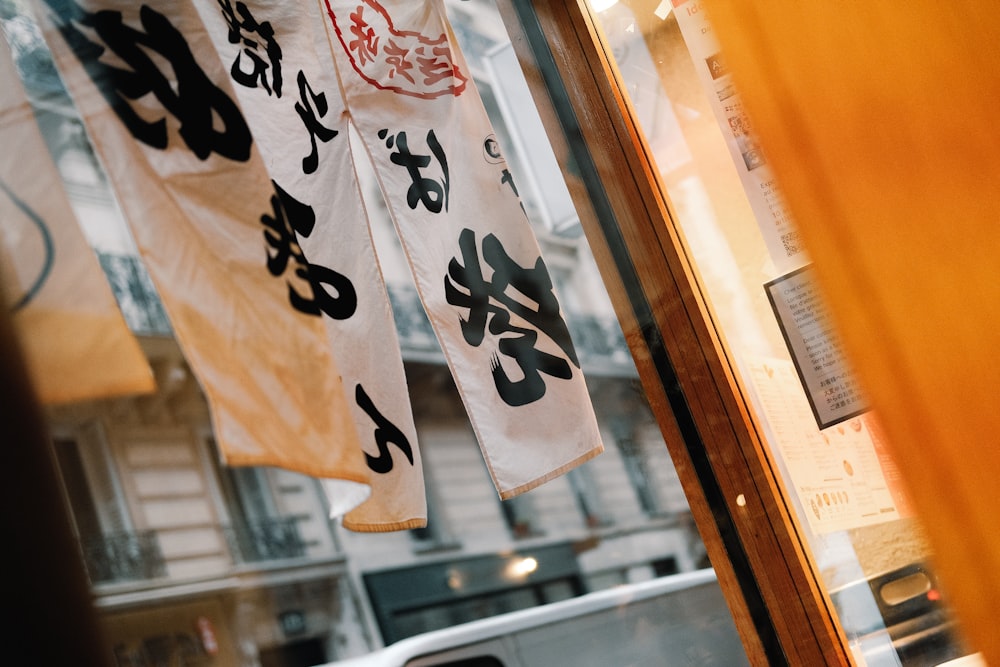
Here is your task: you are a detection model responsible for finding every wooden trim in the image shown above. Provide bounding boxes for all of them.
[494,1,848,664]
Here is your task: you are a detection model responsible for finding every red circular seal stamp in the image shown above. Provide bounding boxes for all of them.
[326,0,468,99]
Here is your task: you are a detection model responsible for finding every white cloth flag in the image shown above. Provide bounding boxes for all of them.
[191,0,425,531]
[322,0,604,498]
[0,27,154,404]
[34,0,372,514]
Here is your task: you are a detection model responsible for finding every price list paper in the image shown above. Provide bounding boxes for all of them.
[746,357,910,534]
[765,266,868,428]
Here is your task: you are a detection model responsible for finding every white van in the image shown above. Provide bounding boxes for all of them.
[319,569,748,667]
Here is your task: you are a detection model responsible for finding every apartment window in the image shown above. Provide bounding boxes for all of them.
[51,425,165,584]
[409,469,461,552]
[53,436,103,542]
[499,494,543,539]
[617,434,666,517]
[566,467,610,529]
[209,439,305,563]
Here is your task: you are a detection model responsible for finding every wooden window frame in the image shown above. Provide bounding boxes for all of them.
[493,1,849,664]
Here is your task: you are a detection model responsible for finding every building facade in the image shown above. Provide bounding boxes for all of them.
[5,1,708,664]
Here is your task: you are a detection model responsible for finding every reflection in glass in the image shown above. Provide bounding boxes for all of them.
[587,1,971,664]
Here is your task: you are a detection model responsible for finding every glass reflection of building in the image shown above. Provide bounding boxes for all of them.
[1,1,707,663]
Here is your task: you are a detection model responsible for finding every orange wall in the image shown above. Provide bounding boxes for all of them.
[706,3,1000,663]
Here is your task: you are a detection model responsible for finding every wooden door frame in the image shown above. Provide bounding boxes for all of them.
[493,1,849,664]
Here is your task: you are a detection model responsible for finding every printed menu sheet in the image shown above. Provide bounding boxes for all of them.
[673,0,805,273]
[746,357,912,534]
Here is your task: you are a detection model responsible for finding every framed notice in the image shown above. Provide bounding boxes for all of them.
[764,266,868,428]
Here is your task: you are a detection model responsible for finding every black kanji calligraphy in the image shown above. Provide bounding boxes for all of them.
[261,181,357,319]
[483,135,525,216]
[50,2,251,161]
[356,384,414,474]
[500,168,526,217]
[500,169,518,198]
[217,0,283,97]
[295,71,339,175]
[444,228,579,407]
[378,128,449,213]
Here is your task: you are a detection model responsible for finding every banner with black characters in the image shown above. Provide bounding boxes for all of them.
[191,0,425,531]
[0,27,154,404]
[32,0,373,516]
[321,0,603,498]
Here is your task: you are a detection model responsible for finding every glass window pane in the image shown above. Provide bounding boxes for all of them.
[3,0,750,663]
[586,1,974,664]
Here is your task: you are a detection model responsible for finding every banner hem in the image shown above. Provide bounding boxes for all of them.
[40,374,157,406]
[341,517,428,533]
[496,443,604,501]
[222,452,371,485]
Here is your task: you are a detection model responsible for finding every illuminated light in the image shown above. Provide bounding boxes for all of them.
[590,0,619,12]
[508,556,539,578]
[736,494,746,507]
[654,1,673,20]
[196,617,218,656]
[927,588,941,601]
[446,569,464,590]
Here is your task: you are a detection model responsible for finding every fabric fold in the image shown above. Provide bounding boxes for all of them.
[321,0,604,499]
[191,0,425,531]
[0,26,154,405]
[33,0,371,513]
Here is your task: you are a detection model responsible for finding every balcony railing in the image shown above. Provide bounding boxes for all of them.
[98,252,171,336]
[566,312,634,373]
[97,254,635,374]
[386,284,440,355]
[225,517,306,564]
[81,530,166,585]
[387,284,635,374]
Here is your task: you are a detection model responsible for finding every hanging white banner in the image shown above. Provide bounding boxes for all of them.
[321,0,604,498]
[33,0,371,514]
[0,27,154,405]
[191,0,425,531]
